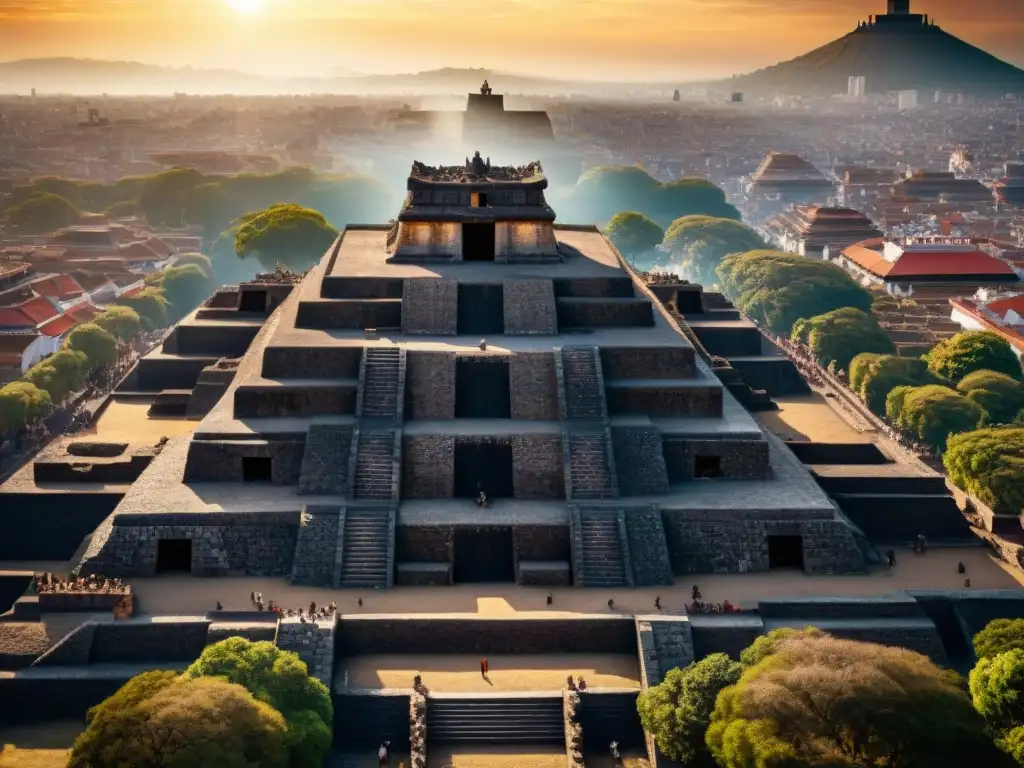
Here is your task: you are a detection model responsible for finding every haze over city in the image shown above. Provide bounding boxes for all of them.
[1,0,1023,82]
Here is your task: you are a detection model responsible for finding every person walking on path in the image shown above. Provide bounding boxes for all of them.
[378,741,389,767]
[480,658,489,678]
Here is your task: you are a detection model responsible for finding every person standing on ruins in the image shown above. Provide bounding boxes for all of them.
[480,658,489,678]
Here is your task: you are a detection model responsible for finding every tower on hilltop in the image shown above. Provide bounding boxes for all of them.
[887,0,910,14]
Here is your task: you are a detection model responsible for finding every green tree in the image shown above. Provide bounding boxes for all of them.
[23,349,87,403]
[604,211,664,262]
[161,264,215,321]
[855,354,936,416]
[4,192,81,233]
[661,215,766,286]
[925,331,1022,384]
[849,352,885,393]
[114,287,169,331]
[94,306,142,342]
[956,370,1024,426]
[886,384,916,427]
[707,633,1010,768]
[792,307,895,370]
[233,204,339,271]
[182,637,332,768]
[0,381,52,430]
[975,619,1024,660]
[738,626,822,668]
[69,673,288,768]
[104,199,139,218]
[716,250,874,336]
[971,649,1024,730]
[896,384,985,452]
[65,323,119,372]
[636,653,742,766]
[173,252,215,279]
[137,167,205,226]
[944,428,1024,514]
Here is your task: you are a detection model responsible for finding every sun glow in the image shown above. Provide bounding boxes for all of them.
[226,0,262,15]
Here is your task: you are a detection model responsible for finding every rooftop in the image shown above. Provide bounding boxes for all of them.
[409,155,544,184]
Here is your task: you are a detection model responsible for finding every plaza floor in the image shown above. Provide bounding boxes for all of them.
[755,393,873,444]
[110,546,1022,619]
[0,721,80,768]
[335,654,640,693]
[81,398,195,443]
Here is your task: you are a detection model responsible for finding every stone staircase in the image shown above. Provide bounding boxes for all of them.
[298,424,352,496]
[360,347,401,420]
[567,426,616,499]
[560,346,607,420]
[577,692,646,751]
[337,508,392,588]
[427,694,565,744]
[290,506,342,586]
[578,510,627,587]
[351,429,397,501]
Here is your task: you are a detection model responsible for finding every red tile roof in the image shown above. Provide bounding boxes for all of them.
[38,313,78,338]
[119,285,147,298]
[30,274,83,301]
[986,295,1024,319]
[16,295,59,325]
[0,332,37,355]
[65,303,103,323]
[0,307,34,328]
[887,250,1016,278]
[950,298,1024,351]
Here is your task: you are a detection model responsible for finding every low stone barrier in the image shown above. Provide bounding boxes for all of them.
[409,691,427,768]
[563,688,584,768]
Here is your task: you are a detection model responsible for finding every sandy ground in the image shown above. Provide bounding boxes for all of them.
[426,747,568,768]
[80,399,195,443]
[0,720,80,768]
[124,547,1021,618]
[756,393,872,443]
[336,654,640,693]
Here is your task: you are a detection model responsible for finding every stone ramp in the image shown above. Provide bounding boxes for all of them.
[623,506,673,587]
[298,424,353,496]
[573,508,628,588]
[291,506,343,586]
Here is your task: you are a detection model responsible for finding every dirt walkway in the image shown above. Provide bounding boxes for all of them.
[756,393,873,443]
[337,654,639,692]
[83,399,194,443]
[426,747,567,768]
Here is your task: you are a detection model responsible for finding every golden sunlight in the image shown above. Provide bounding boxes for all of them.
[226,0,262,15]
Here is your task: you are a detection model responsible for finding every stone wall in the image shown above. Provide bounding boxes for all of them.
[503,279,557,334]
[552,277,635,298]
[0,676,125,725]
[514,525,571,561]
[662,438,771,482]
[184,438,305,484]
[600,347,696,380]
[0,493,121,561]
[396,526,453,563]
[338,617,637,654]
[556,298,654,328]
[277,616,334,687]
[290,507,342,586]
[516,562,571,586]
[171,323,260,357]
[690,621,764,661]
[31,622,96,666]
[395,221,461,259]
[509,352,559,420]
[81,517,298,578]
[33,454,153,484]
[405,351,456,420]
[334,691,412,751]
[612,427,670,495]
[605,384,722,418]
[661,513,863,575]
[401,436,455,498]
[401,279,458,334]
[261,346,362,379]
[90,619,210,663]
[495,221,559,260]
[624,507,674,586]
[234,384,356,419]
[511,435,565,499]
[296,298,402,330]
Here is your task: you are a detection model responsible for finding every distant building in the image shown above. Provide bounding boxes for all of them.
[893,171,993,203]
[995,163,1024,208]
[746,152,836,205]
[949,292,1024,362]
[764,205,883,258]
[832,237,1020,296]
[730,92,744,103]
[848,76,866,98]
[898,90,918,110]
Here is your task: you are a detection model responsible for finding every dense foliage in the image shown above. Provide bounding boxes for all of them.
[706,633,1009,768]
[3,192,81,232]
[233,204,339,271]
[182,637,333,768]
[23,349,87,403]
[956,370,1024,426]
[975,619,1024,660]
[850,353,936,416]
[604,211,664,262]
[889,384,984,452]
[93,306,142,343]
[559,166,740,227]
[661,215,766,286]
[971,649,1024,730]
[925,331,1022,384]
[68,672,288,768]
[792,307,895,370]
[0,381,51,430]
[173,252,215,278]
[636,653,742,766]
[64,324,119,371]
[114,287,170,331]
[161,264,216,322]
[716,250,874,335]
[944,427,1024,513]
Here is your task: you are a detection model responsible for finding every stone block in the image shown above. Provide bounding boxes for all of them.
[401,279,457,335]
[401,435,455,499]
[663,438,771,482]
[502,279,557,335]
[405,351,456,420]
[512,435,565,499]
[509,352,559,420]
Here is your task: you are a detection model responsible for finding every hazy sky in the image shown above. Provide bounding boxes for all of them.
[1,0,1023,81]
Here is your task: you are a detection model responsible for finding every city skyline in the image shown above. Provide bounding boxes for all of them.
[1,0,1023,83]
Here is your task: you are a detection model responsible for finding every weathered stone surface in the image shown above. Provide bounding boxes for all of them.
[277,616,334,686]
[502,279,557,335]
[509,352,558,421]
[600,346,696,380]
[298,425,353,495]
[401,435,455,498]
[184,439,305,485]
[290,506,342,586]
[623,506,674,587]
[663,438,770,482]
[401,279,457,335]
[511,435,564,499]
[405,351,456,420]
[612,426,670,496]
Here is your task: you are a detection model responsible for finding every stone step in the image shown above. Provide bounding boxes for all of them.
[298,424,353,496]
[361,348,401,419]
[352,430,396,501]
[339,509,391,588]
[579,513,627,587]
[568,430,615,499]
[427,697,564,744]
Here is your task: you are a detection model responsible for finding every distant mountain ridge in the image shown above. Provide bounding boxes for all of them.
[729,20,1024,96]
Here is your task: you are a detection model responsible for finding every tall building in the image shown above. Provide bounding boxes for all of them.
[848,76,866,98]
[898,90,919,110]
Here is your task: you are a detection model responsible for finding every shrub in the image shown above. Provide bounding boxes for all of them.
[857,354,936,415]
[94,306,142,342]
[896,384,985,452]
[956,369,1024,426]
[791,307,894,370]
[604,211,664,262]
[976,619,1024,660]
[64,323,118,371]
[944,427,1024,513]
[23,349,87,403]
[925,331,1022,384]
[0,381,52,430]
[660,215,766,286]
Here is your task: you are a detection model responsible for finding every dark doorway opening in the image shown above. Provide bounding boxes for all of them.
[694,455,722,479]
[455,358,510,418]
[457,284,504,335]
[238,290,267,313]
[453,527,514,583]
[478,193,489,207]
[462,222,496,261]
[454,441,514,498]
[768,535,804,570]
[156,539,192,573]
[242,456,273,482]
